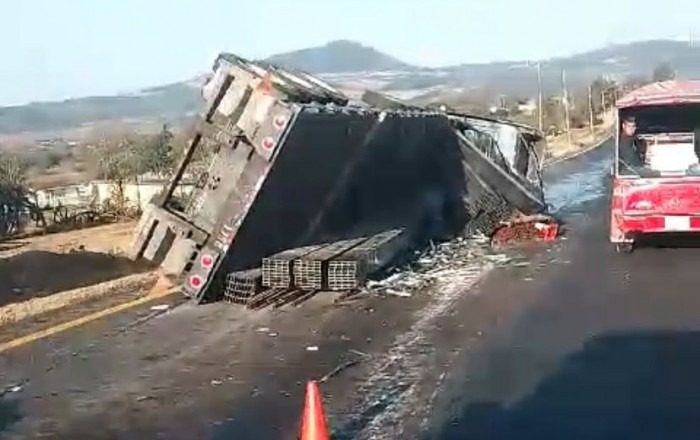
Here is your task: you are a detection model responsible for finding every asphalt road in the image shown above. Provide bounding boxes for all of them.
[429,143,700,440]
[3,141,700,439]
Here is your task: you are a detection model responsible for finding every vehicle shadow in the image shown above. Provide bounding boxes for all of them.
[0,398,21,434]
[635,232,700,249]
[434,331,700,440]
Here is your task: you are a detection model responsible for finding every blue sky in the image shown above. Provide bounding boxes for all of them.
[1,0,698,105]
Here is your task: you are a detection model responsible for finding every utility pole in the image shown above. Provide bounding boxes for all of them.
[588,84,595,138]
[601,90,607,113]
[537,62,544,132]
[690,29,695,48]
[561,69,572,149]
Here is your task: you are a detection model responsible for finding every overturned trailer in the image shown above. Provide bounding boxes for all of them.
[129,53,547,302]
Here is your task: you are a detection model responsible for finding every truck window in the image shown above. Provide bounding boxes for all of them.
[617,103,700,177]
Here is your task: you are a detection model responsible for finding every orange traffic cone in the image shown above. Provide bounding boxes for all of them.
[299,380,330,440]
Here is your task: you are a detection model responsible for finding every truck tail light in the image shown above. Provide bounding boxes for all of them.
[189,275,204,290]
[200,254,214,270]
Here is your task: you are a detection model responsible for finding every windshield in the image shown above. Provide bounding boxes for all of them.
[616,103,700,178]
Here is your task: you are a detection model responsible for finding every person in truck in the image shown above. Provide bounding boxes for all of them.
[618,115,646,173]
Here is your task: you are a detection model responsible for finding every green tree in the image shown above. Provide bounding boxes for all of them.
[85,126,179,216]
[87,137,142,216]
[652,62,676,82]
[136,125,176,177]
[90,138,140,182]
[623,75,650,92]
[44,151,63,169]
[0,153,34,236]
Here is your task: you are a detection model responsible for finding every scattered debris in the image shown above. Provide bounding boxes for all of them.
[484,254,513,265]
[319,358,362,384]
[210,380,223,386]
[150,304,170,312]
[348,349,372,359]
[362,235,504,298]
[386,289,411,298]
[256,327,270,333]
[135,395,154,402]
[118,309,165,333]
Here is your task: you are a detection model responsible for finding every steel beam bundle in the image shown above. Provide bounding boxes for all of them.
[327,229,407,291]
[326,259,365,291]
[261,244,326,288]
[293,237,367,290]
[223,268,263,304]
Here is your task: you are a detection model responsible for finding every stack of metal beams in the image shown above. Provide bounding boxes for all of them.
[293,237,367,290]
[233,229,410,309]
[223,268,263,304]
[327,229,407,291]
[261,244,324,288]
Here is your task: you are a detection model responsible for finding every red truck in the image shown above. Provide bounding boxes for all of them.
[611,80,700,252]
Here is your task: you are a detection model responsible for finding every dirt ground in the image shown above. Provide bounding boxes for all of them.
[0,222,136,259]
[0,222,146,308]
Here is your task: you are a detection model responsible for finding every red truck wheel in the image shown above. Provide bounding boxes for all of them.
[615,242,634,254]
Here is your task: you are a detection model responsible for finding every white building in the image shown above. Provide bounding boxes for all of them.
[34,179,193,212]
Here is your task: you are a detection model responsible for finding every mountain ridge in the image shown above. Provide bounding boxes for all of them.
[1,39,699,136]
[263,40,413,73]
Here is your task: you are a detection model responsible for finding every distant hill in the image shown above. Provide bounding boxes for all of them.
[264,40,413,73]
[348,39,700,101]
[442,39,700,95]
[0,81,202,135]
[1,39,699,136]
